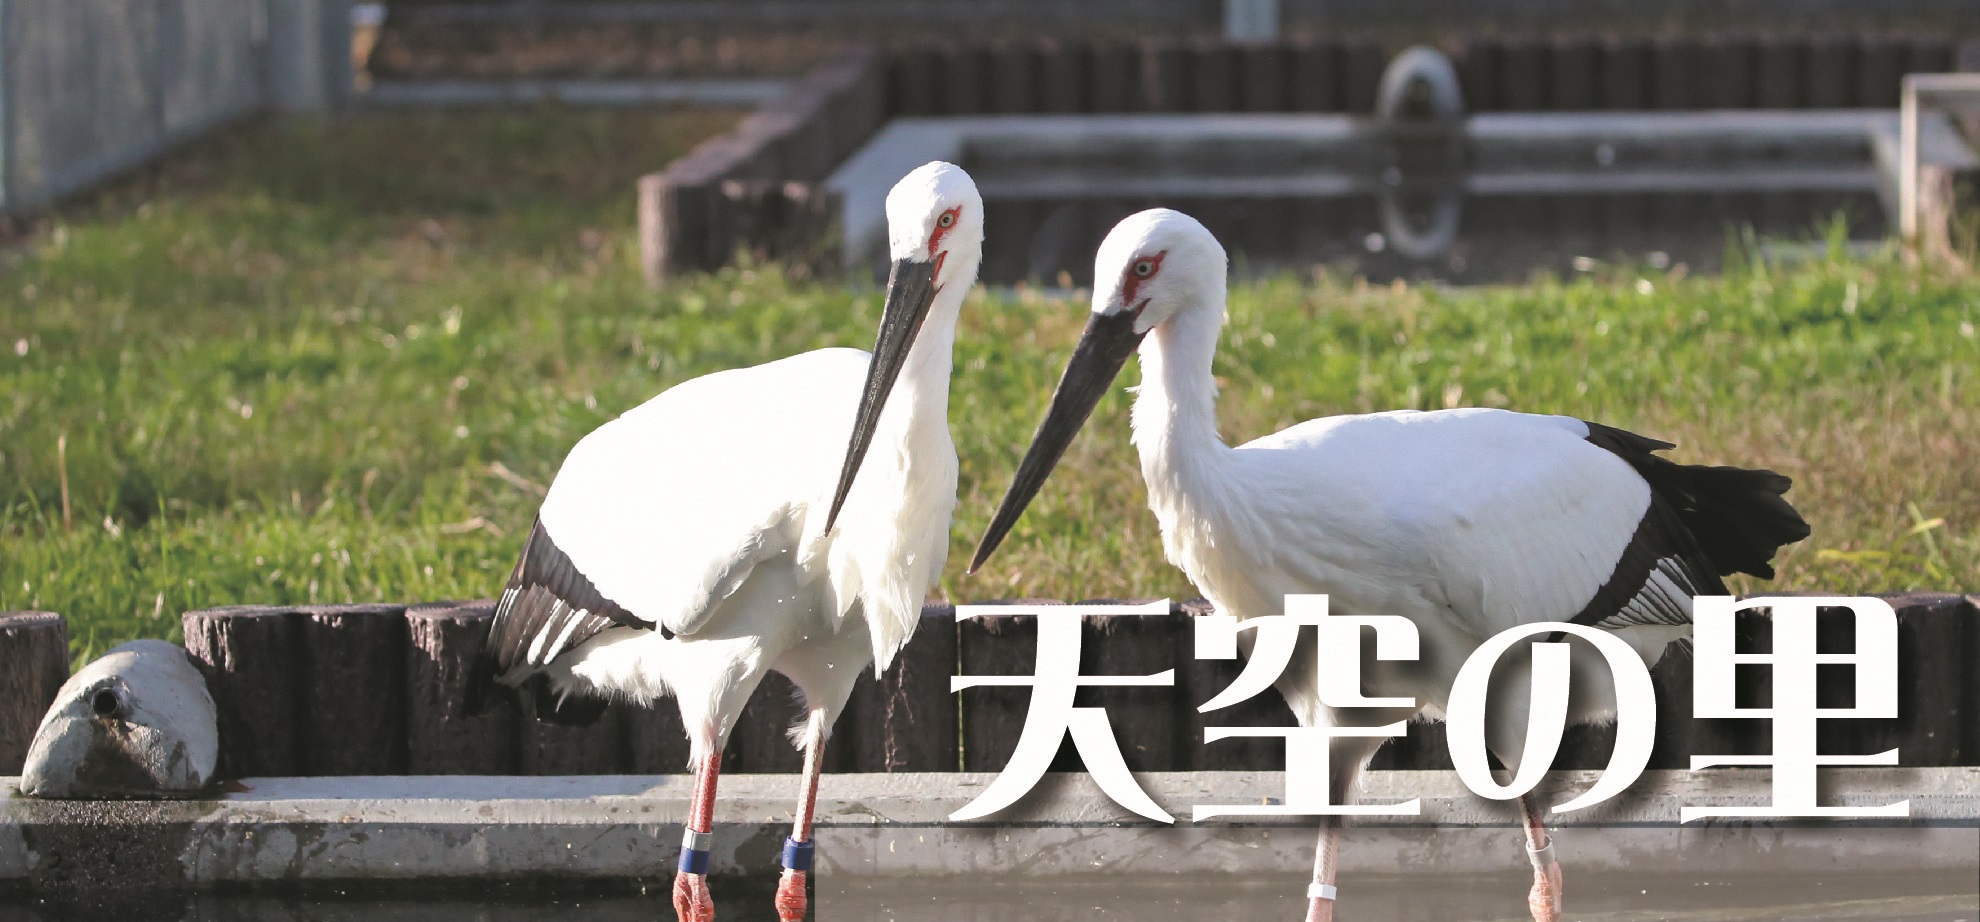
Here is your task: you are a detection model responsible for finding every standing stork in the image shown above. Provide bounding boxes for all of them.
[970,209,1809,922]
[473,162,983,922]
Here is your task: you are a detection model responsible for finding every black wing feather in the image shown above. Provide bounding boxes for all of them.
[1571,421,1810,629]
[469,518,659,717]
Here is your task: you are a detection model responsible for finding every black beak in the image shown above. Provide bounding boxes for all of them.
[969,309,1147,573]
[825,257,942,534]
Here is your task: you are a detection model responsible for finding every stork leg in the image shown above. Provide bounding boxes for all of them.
[774,712,828,922]
[1303,816,1343,922]
[673,755,721,922]
[1519,794,1562,922]
[1301,725,1398,922]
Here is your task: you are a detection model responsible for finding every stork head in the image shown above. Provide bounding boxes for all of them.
[825,161,984,534]
[1089,208,1228,336]
[970,209,1226,572]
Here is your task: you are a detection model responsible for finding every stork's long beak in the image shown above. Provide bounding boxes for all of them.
[825,257,942,534]
[969,309,1147,573]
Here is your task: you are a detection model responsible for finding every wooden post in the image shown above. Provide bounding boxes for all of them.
[1650,38,1698,110]
[989,43,1039,114]
[1805,37,1854,109]
[1856,38,1905,108]
[1498,38,1546,111]
[1291,39,1343,112]
[1706,37,1758,109]
[627,698,694,775]
[1178,598,1297,772]
[0,612,68,775]
[1756,39,1806,108]
[835,604,959,773]
[1856,593,1973,766]
[958,601,1057,772]
[1189,40,1239,112]
[1078,600,1185,771]
[298,603,409,775]
[1548,37,1599,110]
[1456,41,1502,112]
[1906,40,1954,80]
[1342,39,1386,113]
[520,697,628,775]
[943,45,991,115]
[1373,719,1454,771]
[729,673,807,772]
[1240,42,1289,112]
[405,601,518,774]
[1599,38,1650,110]
[1646,636,1695,770]
[1140,40,1191,113]
[1089,42,1140,112]
[1039,41,1089,114]
[183,606,303,777]
[889,48,942,116]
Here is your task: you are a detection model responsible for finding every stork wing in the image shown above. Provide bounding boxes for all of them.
[486,350,867,677]
[1242,410,1734,636]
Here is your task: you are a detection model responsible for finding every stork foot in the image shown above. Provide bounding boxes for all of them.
[1302,895,1335,922]
[673,870,715,922]
[1527,860,1563,922]
[775,868,808,921]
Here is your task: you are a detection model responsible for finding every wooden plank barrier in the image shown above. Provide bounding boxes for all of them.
[299,603,411,775]
[0,612,68,775]
[183,605,303,777]
[638,46,884,285]
[405,600,518,774]
[635,33,1962,286]
[143,592,1980,778]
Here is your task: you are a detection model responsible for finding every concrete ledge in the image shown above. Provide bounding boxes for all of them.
[4,769,1978,887]
[358,79,791,108]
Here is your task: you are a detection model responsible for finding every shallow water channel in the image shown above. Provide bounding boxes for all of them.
[5,871,1975,922]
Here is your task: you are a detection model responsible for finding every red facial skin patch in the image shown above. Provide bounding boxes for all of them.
[927,207,961,282]
[928,207,962,258]
[1121,250,1167,315]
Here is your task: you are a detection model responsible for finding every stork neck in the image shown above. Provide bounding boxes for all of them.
[1131,302,1231,509]
[881,272,967,437]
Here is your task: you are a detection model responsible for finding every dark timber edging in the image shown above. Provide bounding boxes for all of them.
[0,614,68,776]
[6,592,1976,779]
[636,35,1980,284]
[4,770,1979,887]
[637,47,884,285]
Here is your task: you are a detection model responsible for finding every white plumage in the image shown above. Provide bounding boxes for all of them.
[972,208,1808,922]
[478,161,984,922]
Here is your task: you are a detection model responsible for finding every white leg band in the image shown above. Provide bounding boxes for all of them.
[1526,838,1556,871]
[682,828,713,851]
[1308,883,1338,901]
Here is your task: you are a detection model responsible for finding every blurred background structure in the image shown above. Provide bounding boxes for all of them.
[2,1,1977,219]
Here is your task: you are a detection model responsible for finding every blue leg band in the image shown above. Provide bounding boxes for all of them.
[781,837,814,872]
[679,847,710,875]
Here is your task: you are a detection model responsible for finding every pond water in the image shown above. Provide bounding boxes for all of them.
[979,189,1886,288]
[4,871,1973,922]
[919,114,1897,287]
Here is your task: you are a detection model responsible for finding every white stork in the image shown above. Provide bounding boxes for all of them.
[474,161,983,922]
[969,209,1809,922]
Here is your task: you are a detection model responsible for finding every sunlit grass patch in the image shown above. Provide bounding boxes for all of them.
[2,109,1975,666]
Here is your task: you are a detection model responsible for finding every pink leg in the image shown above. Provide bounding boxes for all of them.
[775,721,827,922]
[1520,795,1563,922]
[1302,817,1341,922]
[673,756,721,922]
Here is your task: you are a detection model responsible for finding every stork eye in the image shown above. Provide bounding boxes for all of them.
[1132,259,1156,278]
[937,211,957,229]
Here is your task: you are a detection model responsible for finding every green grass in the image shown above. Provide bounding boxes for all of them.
[3,110,1977,666]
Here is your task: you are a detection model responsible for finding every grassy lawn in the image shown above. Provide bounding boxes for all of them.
[2,110,1976,665]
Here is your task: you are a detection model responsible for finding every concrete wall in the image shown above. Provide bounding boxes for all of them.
[0,0,348,214]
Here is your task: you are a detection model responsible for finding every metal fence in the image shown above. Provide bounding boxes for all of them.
[0,0,350,214]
